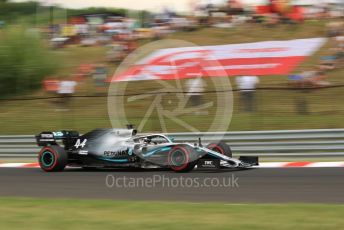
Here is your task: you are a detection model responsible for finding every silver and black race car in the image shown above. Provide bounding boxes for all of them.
[36,127,258,172]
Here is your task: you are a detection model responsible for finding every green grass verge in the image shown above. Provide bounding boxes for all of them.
[0,198,343,230]
[1,87,343,134]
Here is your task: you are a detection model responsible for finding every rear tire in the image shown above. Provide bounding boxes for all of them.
[207,141,232,158]
[38,146,68,172]
[168,146,196,173]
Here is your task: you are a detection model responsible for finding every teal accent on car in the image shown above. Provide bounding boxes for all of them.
[167,137,175,142]
[53,131,64,139]
[41,151,54,167]
[142,147,172,157]
[98,157,129,163]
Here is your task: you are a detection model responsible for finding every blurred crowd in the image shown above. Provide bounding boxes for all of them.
[43,1,344,49]
[35,0,344,113]
[289,21,344,88]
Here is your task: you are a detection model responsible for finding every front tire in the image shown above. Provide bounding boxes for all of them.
[38,146,68,172]
[168,146,197,173]
[207,141,232,158]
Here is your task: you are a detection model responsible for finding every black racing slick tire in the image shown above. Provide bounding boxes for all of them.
[168,146,197,173]
[38,145,68,172]
[207,141,232,158]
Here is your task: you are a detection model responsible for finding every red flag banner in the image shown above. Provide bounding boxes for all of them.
[110,38,326,82]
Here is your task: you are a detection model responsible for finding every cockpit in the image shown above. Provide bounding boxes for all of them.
[133,134,173,145]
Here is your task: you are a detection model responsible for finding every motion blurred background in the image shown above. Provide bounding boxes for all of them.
[1,2,344,229]
[0,0,344,134]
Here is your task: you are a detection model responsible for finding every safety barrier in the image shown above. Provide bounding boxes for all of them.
[1,129,344,158]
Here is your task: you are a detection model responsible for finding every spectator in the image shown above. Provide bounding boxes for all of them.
[319,56,336,71]
[309,70,330,87]
[327,21,343,37]
[289,69,330,88]
[236,76,259,112]
[58,80,77,109]
[0,20,5,29]
[106,44,125,63]
[43,79,60,94]
[288,71,314,115]
[186,77,205,107]
[92,65,108,92]
[77,64,94,80]
[334,36,344,68]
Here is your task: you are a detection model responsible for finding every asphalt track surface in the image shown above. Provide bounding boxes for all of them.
[0,167,343,203]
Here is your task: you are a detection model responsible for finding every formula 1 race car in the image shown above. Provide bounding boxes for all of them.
[35,127,259,172]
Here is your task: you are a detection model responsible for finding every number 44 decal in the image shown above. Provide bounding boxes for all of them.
[74,139,87,148]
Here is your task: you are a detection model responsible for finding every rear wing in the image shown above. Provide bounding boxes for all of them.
[36,131,80,148]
